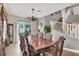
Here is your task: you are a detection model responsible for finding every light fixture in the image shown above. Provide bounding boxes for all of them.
[50,13,53,16]
[27,8,38,21]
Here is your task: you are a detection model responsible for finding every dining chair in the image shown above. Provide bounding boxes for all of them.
[23,37,41,56]
[31,34,38,40]
[0,46,5,56]
[56,36,65,56]
[44,36,65,56]
[0,41,5,56]
[19,35,25,51]
[45,33,52,41]
[38,32,43,39]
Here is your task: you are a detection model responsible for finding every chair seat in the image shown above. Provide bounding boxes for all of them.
[45,50,54,56]
[0,46,5,56]
[30,50,41,56]
[22,37,41,56]
[45,48,63,56]
[44,46,55,56]
[44,36,65,56]
[23,47,41,56]
[29,45,41,56]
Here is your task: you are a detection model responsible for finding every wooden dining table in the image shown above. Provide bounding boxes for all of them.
[29,38,58,53]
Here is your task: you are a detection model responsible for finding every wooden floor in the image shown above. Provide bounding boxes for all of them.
[62,50,79,56]
[5,42,22,56]
[5,42,79,56]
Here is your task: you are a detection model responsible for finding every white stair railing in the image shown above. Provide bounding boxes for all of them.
[50,21,79,39]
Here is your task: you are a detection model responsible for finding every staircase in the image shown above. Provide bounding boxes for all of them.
[50,19,79,51]
[50,15,79,39]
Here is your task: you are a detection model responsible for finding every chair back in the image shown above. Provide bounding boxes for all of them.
[38,32,43,39]
[20,36,32,56]
[0,45,5,56]
[19,35,24,51]
[45,33,52,41]
[32,35,38,40]
[24,37,31,56]
[43,36,65,56]
[55,36,65,56]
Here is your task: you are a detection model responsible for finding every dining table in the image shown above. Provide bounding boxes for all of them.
[29,37,58,54]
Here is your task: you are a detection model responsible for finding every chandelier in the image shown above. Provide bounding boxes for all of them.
[27,8,38,21]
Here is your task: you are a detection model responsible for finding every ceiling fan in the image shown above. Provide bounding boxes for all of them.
[27,8,40,21]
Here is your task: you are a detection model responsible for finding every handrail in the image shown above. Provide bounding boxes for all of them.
[50,21,79,39]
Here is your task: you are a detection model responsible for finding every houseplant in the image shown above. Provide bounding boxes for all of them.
[44,25,51,34]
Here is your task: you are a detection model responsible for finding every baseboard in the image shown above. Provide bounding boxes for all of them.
[63,48,79,53]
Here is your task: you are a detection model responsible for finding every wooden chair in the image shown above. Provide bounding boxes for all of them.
[19,35,24,51]
[38,32,43,39]
[56,36,65,56]
[0,41,5,56]
[44,36,65,56]
[0,45,5,56]
[45,33,52,41]
[23,37,41,56]
[31,34,38,40]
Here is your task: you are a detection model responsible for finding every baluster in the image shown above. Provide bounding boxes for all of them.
[77,25,78,39]
[66,24,67,36]
[70,24,71,37]
[71,24,73,37]
[76,25,78,39]
[78,24,79,39]
[75,25,77,38]
[69,24,70,37]
[72,24,74,37]
[67,24,69,36]
[65,23,67,35]
[73,25,75,38]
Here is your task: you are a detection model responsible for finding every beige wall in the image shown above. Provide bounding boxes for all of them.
[7,15,29,43]
[73,6,79,15]
[0,4,2,12]
[31,20,38,35]
[7,15,17,43]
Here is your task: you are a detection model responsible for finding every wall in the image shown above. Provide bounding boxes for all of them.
[61,8,72,23]
[61,5,79,23]
[44,13,61,25]
[8,15,42,42]
[0,4,2,12]
[64,36,79,51]
[38,17,45,33]
[39,12,61,33]
[61,5,79,51]
[7,15,17,43]
[39,5,79,51]
[7,15,30,43]
[73,6,79,15]
[31,20,38,35]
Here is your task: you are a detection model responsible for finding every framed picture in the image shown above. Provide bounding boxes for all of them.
[7,24,13,44]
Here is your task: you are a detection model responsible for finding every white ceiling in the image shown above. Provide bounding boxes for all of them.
[4,3,76,18]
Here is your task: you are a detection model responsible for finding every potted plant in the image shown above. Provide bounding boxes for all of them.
[44,25,51,34]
